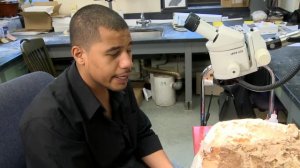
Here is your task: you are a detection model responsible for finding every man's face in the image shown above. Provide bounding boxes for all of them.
[75,27,133,91]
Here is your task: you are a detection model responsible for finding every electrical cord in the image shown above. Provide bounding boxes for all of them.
[236,60,300,92]
[206,94,213,123]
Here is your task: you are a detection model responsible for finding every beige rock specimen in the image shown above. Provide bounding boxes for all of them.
[191,119,300,168]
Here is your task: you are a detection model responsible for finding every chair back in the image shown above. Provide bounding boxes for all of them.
[0,72,54,168]
[20,38,57,76]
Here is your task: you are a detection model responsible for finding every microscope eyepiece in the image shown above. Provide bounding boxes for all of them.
[184,13,200,32]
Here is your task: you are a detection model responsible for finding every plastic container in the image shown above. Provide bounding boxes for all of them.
[268,113,278,123]
[150,73,156,101]
[153,74,176,106]
[0,20,9,38]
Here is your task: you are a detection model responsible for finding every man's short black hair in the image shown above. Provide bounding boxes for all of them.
[70,4,128,49]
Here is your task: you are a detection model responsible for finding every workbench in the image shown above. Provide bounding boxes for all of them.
[269,46,300,127]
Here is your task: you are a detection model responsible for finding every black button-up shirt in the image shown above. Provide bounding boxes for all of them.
[20,63,162,168]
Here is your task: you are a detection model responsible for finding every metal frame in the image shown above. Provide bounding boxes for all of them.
[199,65,276,125]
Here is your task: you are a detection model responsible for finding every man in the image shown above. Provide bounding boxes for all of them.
[20,4,173,168]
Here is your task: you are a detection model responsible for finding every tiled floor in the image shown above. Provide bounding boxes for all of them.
[140,93,220,168]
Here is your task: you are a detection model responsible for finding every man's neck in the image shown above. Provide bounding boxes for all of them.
[77,65,112,118]
[94,88,112,119]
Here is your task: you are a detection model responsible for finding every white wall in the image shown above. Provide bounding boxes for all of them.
[278,0,300,12]
[55,0,161,15]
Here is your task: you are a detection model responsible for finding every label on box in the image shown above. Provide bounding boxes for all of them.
[233,0,243,4]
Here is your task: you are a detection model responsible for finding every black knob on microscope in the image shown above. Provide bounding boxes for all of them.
[184,13,200,32]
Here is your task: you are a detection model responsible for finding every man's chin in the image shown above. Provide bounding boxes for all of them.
[109,83,127,91]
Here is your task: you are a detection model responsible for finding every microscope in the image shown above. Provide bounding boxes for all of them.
[184,13,300,126]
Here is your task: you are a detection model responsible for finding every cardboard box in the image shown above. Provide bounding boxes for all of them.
[20,12,52,31]
[132,82,144,106]
[129,59,141,80]
[133,87,143,106]
[221,0,249,8]
[196,72,224,96]
[18,2,61,32]
[22,2,61,16]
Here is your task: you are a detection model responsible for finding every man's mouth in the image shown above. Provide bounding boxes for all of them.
[116,75,128,80]
[114,73,129,83]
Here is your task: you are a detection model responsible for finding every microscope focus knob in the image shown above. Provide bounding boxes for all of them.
[255,48,271,66]
[227,62,240,78]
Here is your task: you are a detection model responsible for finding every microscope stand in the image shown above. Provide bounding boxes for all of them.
[200,65,276,126]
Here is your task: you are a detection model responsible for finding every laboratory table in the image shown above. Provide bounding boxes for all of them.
[269,46,300,127]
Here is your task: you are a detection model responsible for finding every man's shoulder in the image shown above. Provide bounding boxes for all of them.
[20,82,61,126]
[20,71,75,127]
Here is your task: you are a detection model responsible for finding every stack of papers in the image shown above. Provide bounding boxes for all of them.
[52,17,71,32]
[23,6,54,15]
[254,22,278,34]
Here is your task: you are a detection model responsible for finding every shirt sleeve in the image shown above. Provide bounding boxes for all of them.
[20,117,95,168]
[128,86,163,157]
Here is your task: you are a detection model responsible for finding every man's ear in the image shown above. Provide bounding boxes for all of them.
[71,46,86,65]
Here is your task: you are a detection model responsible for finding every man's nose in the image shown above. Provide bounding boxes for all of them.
[119,52,133,69]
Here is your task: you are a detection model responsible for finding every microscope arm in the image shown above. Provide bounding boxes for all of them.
[266,30,300,50]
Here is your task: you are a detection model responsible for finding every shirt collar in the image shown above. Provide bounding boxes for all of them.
[110,89,126,112]
[67,62,125,120]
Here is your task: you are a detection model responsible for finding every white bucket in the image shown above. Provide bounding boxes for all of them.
[153,74,176,106]
[150,73,156,101]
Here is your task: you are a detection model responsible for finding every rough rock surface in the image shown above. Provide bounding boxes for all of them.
[191,119,300,168]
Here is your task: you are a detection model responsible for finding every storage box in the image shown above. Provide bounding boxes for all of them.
[221,0,249,8]
[196,72,224,96]
[22,2,61,16]
[20,12,52,31]
[18,2,62,32]
[132,82,144,106]
[133,88,143,106]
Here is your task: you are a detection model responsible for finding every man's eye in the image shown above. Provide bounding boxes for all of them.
[107,51,120,57]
